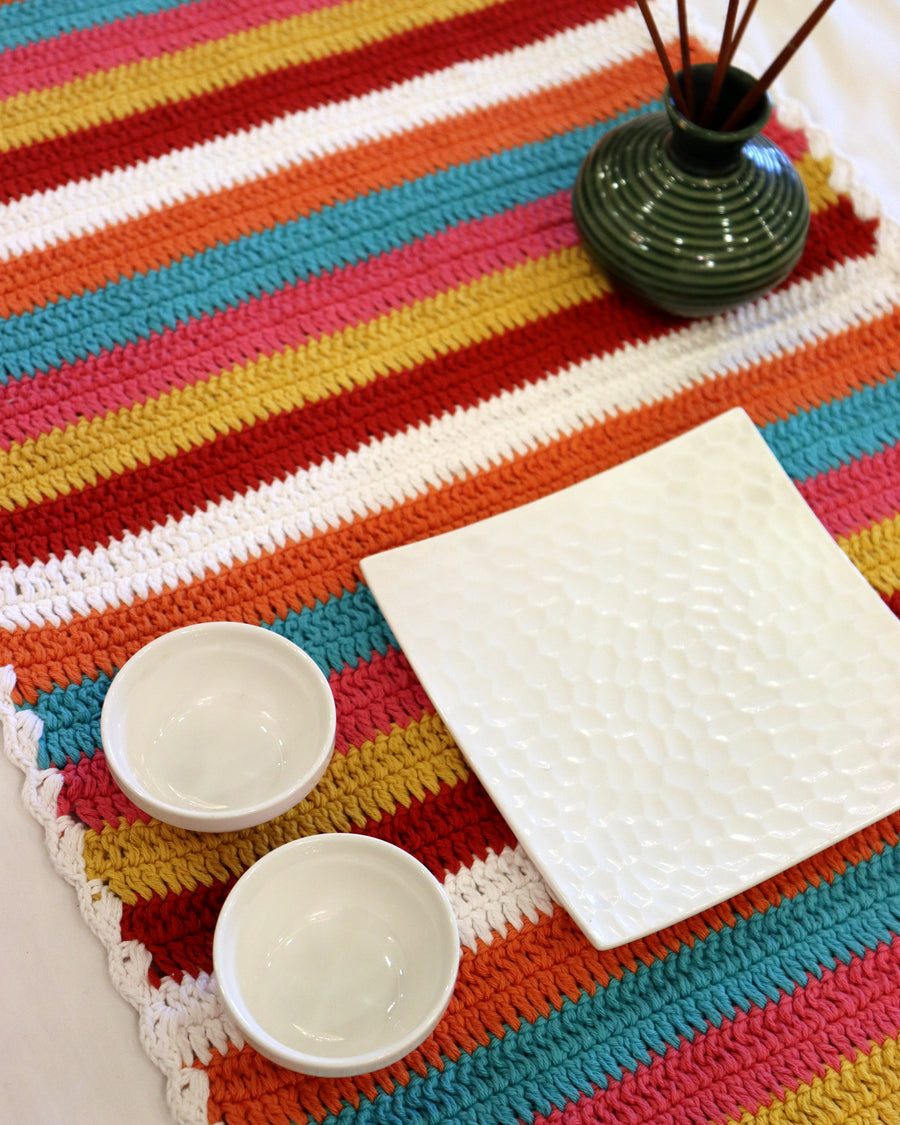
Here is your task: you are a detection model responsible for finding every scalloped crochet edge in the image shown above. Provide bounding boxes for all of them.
[0,665,216,1125]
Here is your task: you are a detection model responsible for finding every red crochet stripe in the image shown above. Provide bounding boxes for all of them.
[120,874,235,985]
[349,771,517,880]
[56,647,433,829]
[0,0,629,203]
[119,774,515,984]
[761,116,809,161]
[56,750,153,831]
[882,590,900,622]
[0,197,876,567]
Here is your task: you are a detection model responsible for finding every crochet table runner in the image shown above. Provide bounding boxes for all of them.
[3,2,900,1124]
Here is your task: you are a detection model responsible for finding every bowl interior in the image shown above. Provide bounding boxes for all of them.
[214,835,459,1074]
[102,623,335,828]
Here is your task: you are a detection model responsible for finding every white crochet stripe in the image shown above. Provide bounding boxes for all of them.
[0,4,670,260]
[2,249,898,632]
[150,970,238,1071]
[444,843,555,950]
[0,664,209,1125]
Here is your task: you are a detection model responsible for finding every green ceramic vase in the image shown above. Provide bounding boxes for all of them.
[572,64,810,319]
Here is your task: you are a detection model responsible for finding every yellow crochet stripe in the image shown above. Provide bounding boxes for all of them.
[82,712,469,904]
[799,153,839,213]
[0,246,607,510]
[839,516,900,594]
[0,0,503,152]
[728,1034,900,1125]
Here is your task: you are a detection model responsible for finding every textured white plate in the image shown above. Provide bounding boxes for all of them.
[361,409,900,949]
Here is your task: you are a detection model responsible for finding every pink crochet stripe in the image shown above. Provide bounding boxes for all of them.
[0,191,576,450]
[798,441,900,538]
[55,647,434,828]
[0,0,344,99]
[329,646,434,756]
[533,935,900,1125]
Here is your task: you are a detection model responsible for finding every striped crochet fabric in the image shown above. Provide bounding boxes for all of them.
[3,1,900,1123]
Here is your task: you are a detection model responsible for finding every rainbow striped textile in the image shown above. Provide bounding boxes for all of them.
[3,1,900,1123]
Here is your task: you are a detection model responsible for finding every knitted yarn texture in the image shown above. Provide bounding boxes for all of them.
[2,2,900,1124]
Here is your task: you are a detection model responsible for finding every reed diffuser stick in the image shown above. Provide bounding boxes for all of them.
[634,0,691,116]
[720,0,839,130]
[723,0,760,68]
[676,0,694,116]
[699,0,741,126]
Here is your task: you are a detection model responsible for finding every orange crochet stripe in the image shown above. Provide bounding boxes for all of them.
[0,47,677,317]
[4,304,898,705]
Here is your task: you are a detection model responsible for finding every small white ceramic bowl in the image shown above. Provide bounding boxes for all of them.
[212,834,460,1075]
[100,622,336,832]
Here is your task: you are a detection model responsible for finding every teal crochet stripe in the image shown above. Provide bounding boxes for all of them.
[0,104,654,381]
[0,0,188,51]
[262,585,396,670]
[324,841,900,1125]
[761,370,900,479]
[31,673,113,770]
[25,584,395,769]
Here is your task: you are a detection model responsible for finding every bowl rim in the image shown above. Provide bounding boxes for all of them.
[100,621,337,832]
[212,833,460,1076]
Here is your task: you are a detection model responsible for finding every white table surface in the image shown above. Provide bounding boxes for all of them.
[1,3,898,1122]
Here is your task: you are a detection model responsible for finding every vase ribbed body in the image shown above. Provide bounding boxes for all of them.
[572,65,810,319]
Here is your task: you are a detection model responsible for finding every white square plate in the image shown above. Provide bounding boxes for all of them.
[361,409,900,948]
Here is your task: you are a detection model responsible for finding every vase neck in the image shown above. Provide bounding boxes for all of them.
[664,63,770,176]
[666,127,753,175]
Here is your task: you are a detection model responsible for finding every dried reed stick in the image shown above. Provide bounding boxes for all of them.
[699,0,741,125]
[676,0,694,116]
[723,0,760,68]
[720,0,839,130]
[634,0,691,116]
